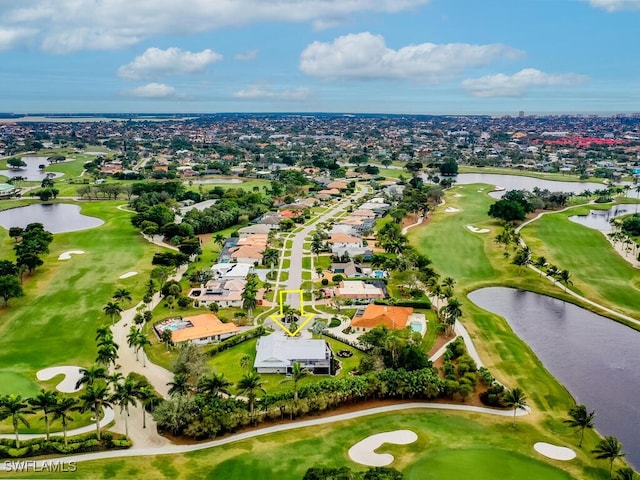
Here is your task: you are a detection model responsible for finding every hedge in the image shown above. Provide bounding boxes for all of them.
[0,432,131,459]
[206,326,266,357]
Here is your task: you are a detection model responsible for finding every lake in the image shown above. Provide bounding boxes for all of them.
[0,204,104,233]
[468,287,639,467]
[451,173,603,198]
[0,157,64,181]
[569,204,637,231]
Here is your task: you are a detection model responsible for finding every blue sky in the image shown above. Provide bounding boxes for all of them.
[0,0,639,114]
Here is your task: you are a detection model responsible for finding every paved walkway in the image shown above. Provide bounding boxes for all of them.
[0,401,528,469]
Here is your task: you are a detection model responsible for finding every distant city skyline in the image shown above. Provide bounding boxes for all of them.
[1,0,639,114]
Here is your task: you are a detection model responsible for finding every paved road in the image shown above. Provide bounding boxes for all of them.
[0,401,528,470]
[284,183,370,309]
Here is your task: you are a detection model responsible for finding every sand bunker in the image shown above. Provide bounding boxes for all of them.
[534,442,576,461]
[466,225,490,234]
[453,194,463,198]
[348,430,418,467]
[36,366,84,393]
[119,271,138,279]
[58,250,85,260]
[445,207,460,213]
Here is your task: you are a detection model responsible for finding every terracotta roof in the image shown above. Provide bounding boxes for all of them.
[231,245,264,259]
[351,304,414,330]
[329,233,362,244]
[171,313,239,343]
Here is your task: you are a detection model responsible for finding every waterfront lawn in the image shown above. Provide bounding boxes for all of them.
[17,409,609,480]
[521,205,640,321]
[0,201,163,395]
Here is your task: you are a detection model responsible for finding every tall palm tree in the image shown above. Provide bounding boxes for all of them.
[197,373,232,400]
[28,389,58,441]
[75,364,107,390]
[138,384,158,429]
[51,396,79,446]
[564,404,596,447]
[127,326,142,361]
[237,371,266,417]
[281,362,308,418]
[168,373,191,397]
[558,269,573,291]
[112,376,141,439]
[103,301,123,325]
[502,387,527,426]
[614,467,638,480]
[240,354,253,371]
[444,298,462,336]
[113,288,132,305]
[137,331,152,367]
[160,328,173,351]
[592,436,626,479]
[96,342,119,367]
[95,326,113,343]
[0,394,33,448]
[442,277,456,289]
[214,233,226,248]
[79,384,112,441]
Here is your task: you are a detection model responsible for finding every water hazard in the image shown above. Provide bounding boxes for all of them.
[0,203,104,233]
[468,287,640,467]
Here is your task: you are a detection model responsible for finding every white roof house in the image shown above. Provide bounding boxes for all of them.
[254,334,332,374]
[210,262,253,280]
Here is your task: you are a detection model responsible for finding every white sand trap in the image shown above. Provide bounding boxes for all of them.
[348,430,418,467]
[453,194,463,198]
[534,442,576,461]
[58,250,85,260]
[466,225,490,234]
[119,271,138,279]
[36,366,84,393]
[445,207,460,213]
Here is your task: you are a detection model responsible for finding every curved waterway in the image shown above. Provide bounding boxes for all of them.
[468,287,639,467]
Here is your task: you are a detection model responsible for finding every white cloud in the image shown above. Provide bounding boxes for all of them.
[234,49,258,61]
[461,68,589,97]
[118,47,222,80]
[233,85,311,100]
[584,0,640,11]
[0,0,429,53]
[0,27,37,51]
[299,32,524,82]
[124,83,177,98]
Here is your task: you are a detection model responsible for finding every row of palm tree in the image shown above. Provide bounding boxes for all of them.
[127,326,152,366]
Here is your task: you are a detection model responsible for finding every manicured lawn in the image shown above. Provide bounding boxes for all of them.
[22,409,608,479]
[521,204,640,321]
[301,257,311,270]
[0,201,164,395]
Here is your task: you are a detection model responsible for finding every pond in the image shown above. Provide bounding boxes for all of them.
[449,173,602,198]
[569,204,637,231]
[0,204,104,233]
[468,287,640,467]
[0,157,64,181]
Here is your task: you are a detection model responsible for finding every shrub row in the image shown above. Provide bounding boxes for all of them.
[206,326,266,357]
[373,299,432,309]
[0,432,131,459]
[322,331,371,353]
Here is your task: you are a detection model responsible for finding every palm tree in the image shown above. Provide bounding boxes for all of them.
[592,436,626,479]
[197,373,232,399]
[242,290,258,322]
[137,331,152,367]
[112,376,141,439]
[103,301,123,325]
[444,298,462,336]
[281,362,308,418]
[168,373,191,397]
[0,394,33,448]
[558,269,573,291]
[96,342,119,367]
[263,248,280,269]
[127,326,142,361]
[240,354,253,371]
[614,467,638,480]
[138,384,158,429]
[95,326,113,343]
[75,364,107,390]
[502,387,527,426]
[214,233,226,248]
[442,277,456,289]
[79,384,112,441]
[51,397,79,446]
[28,389,58,441]
[160,328,173,351]
[113,288,132,305]
[564,404,596,447]
[237,371,266,417]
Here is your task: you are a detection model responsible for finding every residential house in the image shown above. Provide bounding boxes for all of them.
[331,246,374,261]
[331,261,369,278]
[210,262,253,280]
[328,233,363,249]
[350,304,425,333]
[335,280,385,301]
[155,313,239,345]
[238,224,272,238]
[187,279,246,307]
[254,334,333,374]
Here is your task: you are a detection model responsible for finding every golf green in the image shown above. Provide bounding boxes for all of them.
[405,448,574,480]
